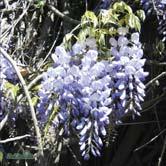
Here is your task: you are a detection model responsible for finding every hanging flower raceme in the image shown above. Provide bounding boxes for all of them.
[140,0,166,13]
[109,28,148,121]
[38,27,148,159]
[0,55,17,83]
[38,39,113,159]
[94,0,113,11]
[0,55,12,117]
[0,52,18,121]
[0,83,3,117]
[0,77,5,118]
[141,0,166,41]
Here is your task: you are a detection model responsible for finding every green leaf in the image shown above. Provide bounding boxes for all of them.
[32,96,39,106]
[123,3,133,14]
[31,85,41,91]
[4,82,19,100]
[78,27,92,41]
[34,0,45,9]
[128,14,141,32]
[98,33,105,47]
[136,10,146,21]
[109,27,117,35]
[0,151,3,162]
[99,9,119,26]
[113,2,124,11]
[64,33,73,42]
[62,33,75,49]
[81,11,98,27]
[135,17,141,32]
[156,40,165,55]
[113,2,132,14]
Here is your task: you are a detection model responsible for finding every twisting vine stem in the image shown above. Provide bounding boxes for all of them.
[0,48,44,163]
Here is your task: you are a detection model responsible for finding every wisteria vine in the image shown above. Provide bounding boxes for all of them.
[38,24,148,159]
[0,0,156,161]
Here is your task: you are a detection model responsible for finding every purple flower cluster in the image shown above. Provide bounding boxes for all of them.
[109,28,148,121]
[95,0,112,10]
[0,54,17,118]
[38,29,148,159]
[0,74,4,117]
[0,85,3,117]
[141,0,166,12]
[38,39,113,159]
[141,0,166,41]
[0,55,17,82]
[94,0,116,12]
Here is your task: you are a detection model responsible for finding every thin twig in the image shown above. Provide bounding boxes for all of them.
[151,0,158,13]
[47,4,80,25]
[38,21,63,68]
[66,143,82,166]
[0,113,9,131]
[16,74,43,104]
[150,65,163,140]
[25,145,47,150]
[146,60,166,66]
[27,74,43,90]
[0,48,44,158]
[158,136,166,166]
[145,72,166,88]
[134,129,166,152]
[0,134,31,143]
[142,92,166,113]
[0,1,31,41]
[70,23,81,34]
[119,120,166,126]
[123,91,166,118]
[85,0,88,11]
[3,0,10,9]
[0,7,22,13]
